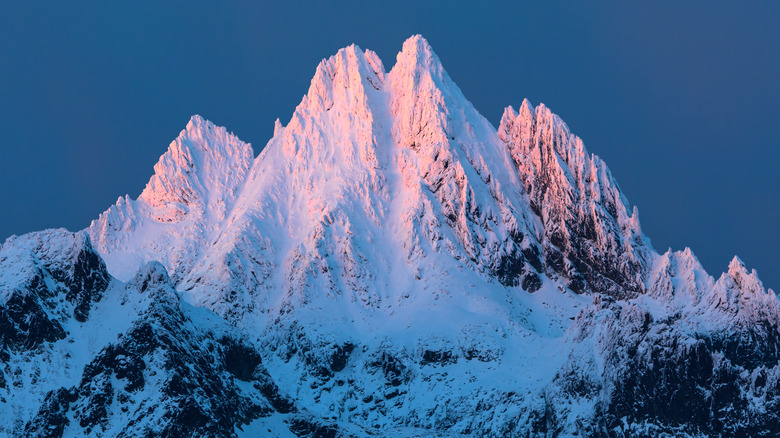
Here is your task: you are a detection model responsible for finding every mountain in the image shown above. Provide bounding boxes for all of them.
[2,35,778,437]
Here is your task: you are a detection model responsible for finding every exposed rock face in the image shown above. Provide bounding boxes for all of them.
[547,290,780,437]
[499,101,650,297]
[22,263,282,438]
[2,35,778,437]
[0,229,110,357]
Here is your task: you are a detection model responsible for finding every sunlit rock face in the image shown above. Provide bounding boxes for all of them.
[499,102,651,298]
[1,35,777,437]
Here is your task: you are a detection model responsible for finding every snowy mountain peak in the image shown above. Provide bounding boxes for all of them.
[724,255,766,294]
[6,35,780,437]
[89,35,654,303]
[499,99,650,296]
[303,43,385,117]
[727,255,748,276]
[0,229,97,299]
[138,114,253,219]
[646,247,713,306]
[518,97,534,116]
[87,116,253,281]
[184,113,209,132]
[0,227,110,347]
[388,35,465,150]
[394,35,443,78]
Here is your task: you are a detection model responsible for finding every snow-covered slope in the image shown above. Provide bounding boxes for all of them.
[2,35,778,437]
[89,115,254,283]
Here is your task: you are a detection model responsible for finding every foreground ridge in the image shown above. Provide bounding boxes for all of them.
[1,35,777,438]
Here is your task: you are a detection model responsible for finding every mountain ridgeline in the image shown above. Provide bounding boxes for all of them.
[1,36,778,437]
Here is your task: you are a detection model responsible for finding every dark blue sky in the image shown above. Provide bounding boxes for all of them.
[1,2,778,288]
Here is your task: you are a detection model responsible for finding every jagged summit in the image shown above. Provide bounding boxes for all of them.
[139,114,253,216]
[723,255,766,296]
[393,34,445,79]
[728,255,749,275]
[499,98,650,296]
[184,113,213,132]
[86,35,739,305]
[88,114,253,282]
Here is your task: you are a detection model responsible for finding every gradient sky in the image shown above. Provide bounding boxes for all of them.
[1,2,778,288]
